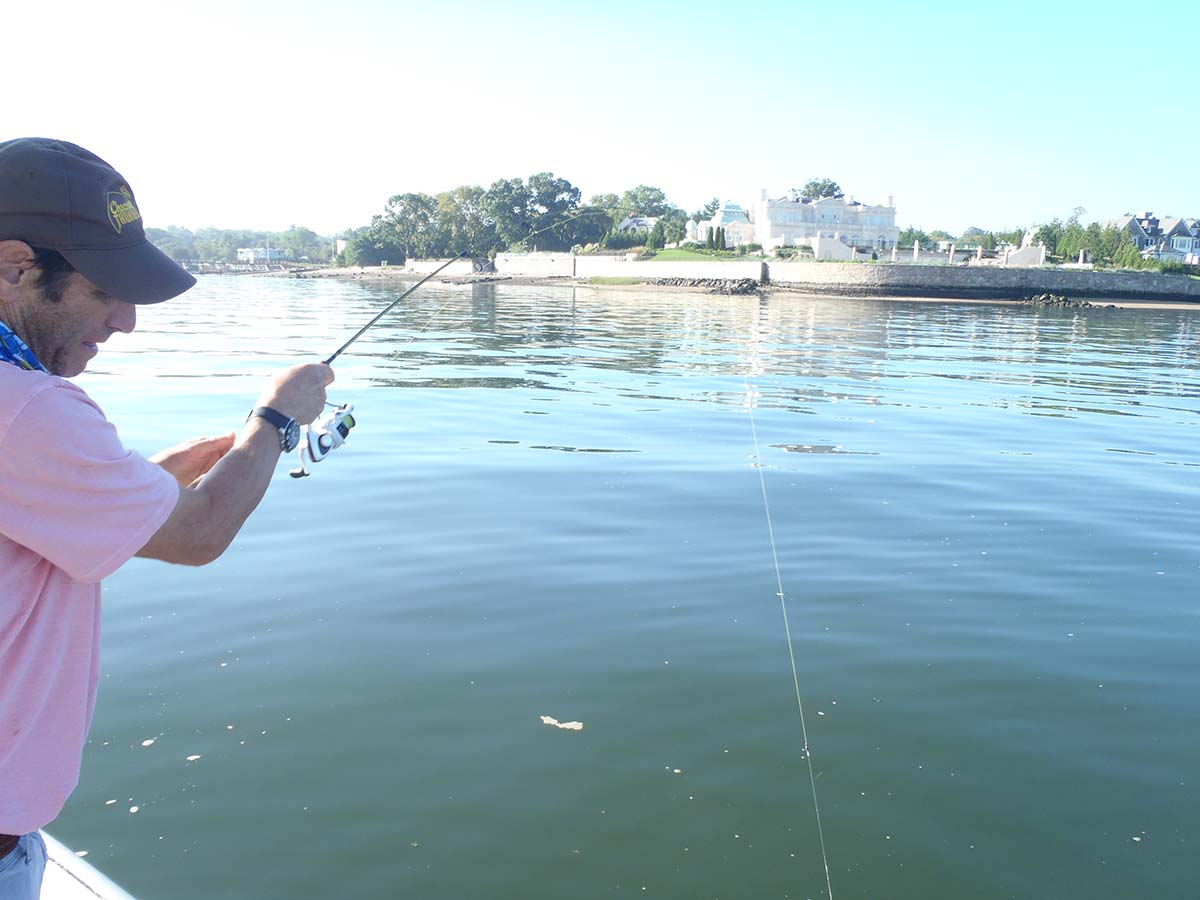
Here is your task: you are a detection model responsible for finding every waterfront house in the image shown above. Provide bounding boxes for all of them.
[235,247,289,263]
[687,201,756,247]
[1106,212,1200,259]
[1158,216,1200,257]
[1105,214,1153,249]
[615,215,659,233]
[754,190,899,252]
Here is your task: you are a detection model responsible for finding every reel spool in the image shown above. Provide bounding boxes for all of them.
[290,403,356,478]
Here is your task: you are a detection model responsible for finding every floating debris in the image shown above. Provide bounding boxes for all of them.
[540,715,583,731]
[74,850,88,858]
[129,806,139,815]
[186,755,202,762]
[141,739,156,747]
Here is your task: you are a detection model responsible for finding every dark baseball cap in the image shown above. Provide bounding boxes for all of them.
[0,137,195,304]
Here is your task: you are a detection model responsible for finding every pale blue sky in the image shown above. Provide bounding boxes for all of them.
[10,0,1193,236]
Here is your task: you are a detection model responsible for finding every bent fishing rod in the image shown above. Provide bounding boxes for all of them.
[290,252,469,477]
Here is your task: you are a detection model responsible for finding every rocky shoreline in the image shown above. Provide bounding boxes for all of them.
[1019,293,1117,309]
[648,277,762,295]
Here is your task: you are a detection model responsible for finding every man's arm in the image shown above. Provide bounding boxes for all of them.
[137,362,333,566]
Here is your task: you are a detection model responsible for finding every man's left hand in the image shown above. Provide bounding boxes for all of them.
[151,433,236,486]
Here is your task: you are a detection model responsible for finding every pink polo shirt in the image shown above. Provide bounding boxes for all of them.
[0,366,179,834]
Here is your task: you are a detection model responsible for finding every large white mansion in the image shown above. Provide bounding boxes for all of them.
[688,189,900,251]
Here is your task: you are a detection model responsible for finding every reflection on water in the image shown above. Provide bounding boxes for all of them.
[66,276,1200,900]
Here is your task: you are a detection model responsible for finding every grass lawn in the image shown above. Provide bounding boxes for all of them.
[585,276,645,285]
[646,248,757,262]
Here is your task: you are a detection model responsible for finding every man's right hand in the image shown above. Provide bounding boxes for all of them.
[254,362,335,424]
[138,362,338,567]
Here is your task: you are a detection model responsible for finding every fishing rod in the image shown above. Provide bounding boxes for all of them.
[290,202,661,477]
[324,252,470,365]
[290,252,469,477]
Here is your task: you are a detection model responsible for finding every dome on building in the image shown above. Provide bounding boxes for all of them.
[715,201,751,225]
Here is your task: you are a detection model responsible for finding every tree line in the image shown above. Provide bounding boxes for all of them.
[146,225,332,264]
[340,177,726,266]
[1029,210,1153,269]
[900,209,1177,271]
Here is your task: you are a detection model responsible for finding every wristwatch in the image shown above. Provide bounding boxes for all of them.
[247,406,301,453]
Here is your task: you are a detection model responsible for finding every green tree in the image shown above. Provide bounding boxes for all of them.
[645,220,665,251]
[525,172,583,251]
[1113,240,1144,269]
[898,227,931,247]
[717,227,727,251]
[435,185,501,256]
[479,174,584,251]
[343,220,407,266]
[660,208,688,245]
[960,227,995,249]
[706,226,714,250]
[276,225,327,262]
[379,192,440,258]
[1095,225,1129,266]
[619,185,670,217]
[588,193,622,231]
[146,226,197,262]
[1031,219,1064,256]
[799,179,844,200]
[691,197,721,223]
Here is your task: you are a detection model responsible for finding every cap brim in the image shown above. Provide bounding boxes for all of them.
[60,239,196,305]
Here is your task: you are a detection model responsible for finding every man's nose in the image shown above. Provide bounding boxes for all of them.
[108,300,136,334]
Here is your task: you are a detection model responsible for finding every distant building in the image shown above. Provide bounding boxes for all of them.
[754,190,899,251]
[1106,212,1200,260]
[687,201,756,246]
[236,247,289,263]
[615,215,659,233]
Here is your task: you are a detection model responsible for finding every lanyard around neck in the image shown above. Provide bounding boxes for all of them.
[0,320,47,372]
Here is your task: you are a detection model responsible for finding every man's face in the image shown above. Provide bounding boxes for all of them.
[24,269,137,377]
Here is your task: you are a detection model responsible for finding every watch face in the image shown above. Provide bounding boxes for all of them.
[281,420,301,453]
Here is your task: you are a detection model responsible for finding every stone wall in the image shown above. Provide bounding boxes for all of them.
[765,262,1199,300]
[403,258,477,276]
[494,252,575,277]
[574,257,766,281]
[399,254,1197,300]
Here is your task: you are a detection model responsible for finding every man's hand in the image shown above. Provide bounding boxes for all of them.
[255,363,335,425]
[150,433,237,486]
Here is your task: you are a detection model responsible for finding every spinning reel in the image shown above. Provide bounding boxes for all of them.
[289,403,357,478]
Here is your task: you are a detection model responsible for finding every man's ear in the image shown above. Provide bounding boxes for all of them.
[0,240,35,291]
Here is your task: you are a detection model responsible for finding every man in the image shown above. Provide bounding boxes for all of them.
[0,138,333,898]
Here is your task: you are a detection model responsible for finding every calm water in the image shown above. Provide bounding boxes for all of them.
[55,277,1198,899]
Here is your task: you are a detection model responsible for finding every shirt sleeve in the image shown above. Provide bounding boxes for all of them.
[0,381,180,584]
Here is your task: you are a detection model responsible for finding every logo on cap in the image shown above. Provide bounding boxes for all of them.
[107,186,141,234]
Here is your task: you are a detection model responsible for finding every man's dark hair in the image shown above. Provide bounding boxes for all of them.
[30,246,76,304]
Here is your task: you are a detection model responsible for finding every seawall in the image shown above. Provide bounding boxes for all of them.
[389,255,1198,301]
[765,262,1200,300]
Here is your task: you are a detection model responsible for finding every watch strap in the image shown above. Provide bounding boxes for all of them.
[247,406,291,430]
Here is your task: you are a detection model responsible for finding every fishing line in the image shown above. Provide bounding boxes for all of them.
[744,354,835,900]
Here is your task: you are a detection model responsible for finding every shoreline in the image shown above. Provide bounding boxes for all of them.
[275,266,1200,311]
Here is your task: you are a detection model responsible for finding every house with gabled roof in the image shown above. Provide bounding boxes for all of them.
[1105,214,1153,249]
[1158,216,1200,257]
[615,215,659,233]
